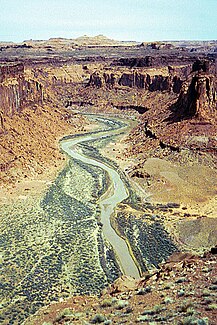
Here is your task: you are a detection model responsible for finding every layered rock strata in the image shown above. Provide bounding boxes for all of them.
[87,66,191,94]
[0,63,43,133]
[169,71,216,121]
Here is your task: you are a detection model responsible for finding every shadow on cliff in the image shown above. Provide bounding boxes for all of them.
[165,77,198,124]
[165,72,216,124]
[165,59,217,124]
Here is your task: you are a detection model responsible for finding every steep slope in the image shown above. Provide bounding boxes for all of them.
[0,63,86,187]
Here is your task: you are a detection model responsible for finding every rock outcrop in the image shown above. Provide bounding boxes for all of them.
[112,56,198,68]
[23,250,217,325]
[0,63,43,133]
[88,69,185,94]
[0,62,24,82]
[0,62,87,184]
[169,72,216,121]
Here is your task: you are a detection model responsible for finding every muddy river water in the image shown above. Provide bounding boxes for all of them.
[61,118,140,278]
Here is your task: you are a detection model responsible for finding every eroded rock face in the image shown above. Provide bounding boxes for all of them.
[88,69,184,93]
[0,63,43,132]
[170,72,216,120]
[113,56,157,68]
[192,59,210,73]
[0,63,24,83]
[88,71,102,88]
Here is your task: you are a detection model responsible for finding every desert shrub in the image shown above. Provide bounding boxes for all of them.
[186,307,195,316]
[211,277,217,284]
[179,301,195,312]
[142,309,155,315]
[205,303,217,310]
[100,298,113,307]
[91,313,106,323]
[202,289,211,297]
[208,285,217,291]
[162,282,174,290]
[181,316,198,325]
[164,296,173,304]
[115,299,129,309]
[178,289,185,297]
[153,304,164,313]
[104,320,112,325]
[176,277,188,284]
[203,297,213,304]
[180,316,209,325]
[196,318,209,325]
[137,315,150,322]
[54,308,74,322]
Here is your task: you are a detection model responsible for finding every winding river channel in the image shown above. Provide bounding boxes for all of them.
[1,116,142,324]
[61,117,140,279]
[1,116,179,325]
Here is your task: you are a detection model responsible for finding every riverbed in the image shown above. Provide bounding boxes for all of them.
[61,119,140,278]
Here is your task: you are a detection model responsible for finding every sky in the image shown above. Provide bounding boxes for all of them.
[0,0,216,42]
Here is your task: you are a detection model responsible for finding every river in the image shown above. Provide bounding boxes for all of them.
[61,117,140,278]
[0,116,140,325]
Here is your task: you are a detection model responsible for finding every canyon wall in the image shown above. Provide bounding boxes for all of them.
[170,72,217,121]
[87,65,192,94]
[111,56,195,68]
[0,63,43,133]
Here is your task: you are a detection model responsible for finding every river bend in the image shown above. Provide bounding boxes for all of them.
[61,119,140,278]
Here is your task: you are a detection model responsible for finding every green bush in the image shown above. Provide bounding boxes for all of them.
[164,297,173,304]
[100,298,113,307]
[91,313,106,323]
[153,304,164,313]
[115,300,129,310]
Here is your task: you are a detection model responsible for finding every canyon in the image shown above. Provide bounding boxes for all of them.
[0,37,217,324]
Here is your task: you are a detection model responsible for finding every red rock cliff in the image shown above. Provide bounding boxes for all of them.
[0,63,43,133]
[87,66,191,94]
[170,72,217,121]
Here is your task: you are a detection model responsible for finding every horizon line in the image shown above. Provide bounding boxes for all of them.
[1,35,217,44]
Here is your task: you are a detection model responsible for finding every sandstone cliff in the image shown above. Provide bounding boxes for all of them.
[87,65,191,94]
[0,62,85,185]
[169,72,217,121]
[0,63,43,133]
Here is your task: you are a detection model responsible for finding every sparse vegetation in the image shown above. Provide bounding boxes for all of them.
[100,299,113,307]
[0,119,126,324]
[91,314,106,323]
[164,297,174,304]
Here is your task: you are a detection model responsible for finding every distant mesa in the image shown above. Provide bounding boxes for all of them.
[73,34,138,46]
[21,35,139,48]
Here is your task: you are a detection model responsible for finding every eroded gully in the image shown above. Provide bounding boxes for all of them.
[61,117,140,279]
